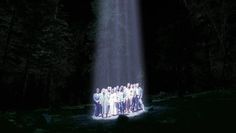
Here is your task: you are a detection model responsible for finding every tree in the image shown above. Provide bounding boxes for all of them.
[182,0,236,88]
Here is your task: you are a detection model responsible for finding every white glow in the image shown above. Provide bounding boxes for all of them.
[92,0,145,120]
[93,0,145,87]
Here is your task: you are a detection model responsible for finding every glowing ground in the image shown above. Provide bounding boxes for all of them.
[92,109,146,120]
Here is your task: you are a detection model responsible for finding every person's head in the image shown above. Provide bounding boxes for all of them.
[120,86,123,92]
[102,88,106,94]
[96,88,100,93]
[124,86,127,90]
[127,83,130,87]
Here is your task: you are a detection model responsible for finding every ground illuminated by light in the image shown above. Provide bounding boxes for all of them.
[92,109,146,120]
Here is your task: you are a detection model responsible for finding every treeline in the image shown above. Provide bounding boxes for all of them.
[0,0,235,110]
[146,0,236,95]
[0,0,94,110]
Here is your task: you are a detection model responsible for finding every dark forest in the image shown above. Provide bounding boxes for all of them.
[0,0,235,132]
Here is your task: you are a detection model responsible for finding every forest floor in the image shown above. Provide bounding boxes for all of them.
[0,89,236,133]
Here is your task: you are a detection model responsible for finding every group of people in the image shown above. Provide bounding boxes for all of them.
[93,83,145,118]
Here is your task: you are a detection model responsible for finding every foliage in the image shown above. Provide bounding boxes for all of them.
[0,0,94,109]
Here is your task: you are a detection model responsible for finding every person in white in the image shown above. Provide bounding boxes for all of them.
[134,84,140,111]
[123,86,128,113]
[107,86,111,117]
[126,85,131,113]
[109,88,116,116]
[100,88,109,118]
[118,86,125,114]
[129,84,134,112]
[115,86,119,115]
[117,86,122,114]
[136,83,145,111]
[132,84,138,111]
[93,83,145,119]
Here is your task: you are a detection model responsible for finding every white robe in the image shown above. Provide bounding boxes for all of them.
[100,92,109,116]
[109,93,116,115]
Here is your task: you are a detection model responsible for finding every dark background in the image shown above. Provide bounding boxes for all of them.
[0,0,235,110]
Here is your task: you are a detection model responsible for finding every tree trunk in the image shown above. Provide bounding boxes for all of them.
[22,48,30,102]
[2,7,16,66]
[42,72,49,106]
[219,0,228,88]
[53,0,60,20]
[48,68,56,108]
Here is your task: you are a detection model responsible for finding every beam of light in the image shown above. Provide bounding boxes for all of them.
[92,0,145,120]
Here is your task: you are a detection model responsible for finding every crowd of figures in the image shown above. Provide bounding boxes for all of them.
[93,83,145,118]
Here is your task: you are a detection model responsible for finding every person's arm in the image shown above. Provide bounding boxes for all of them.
[99,93,102,103]
[94,94,100,103]
[93,94,98,102]
[140,88,143,99]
